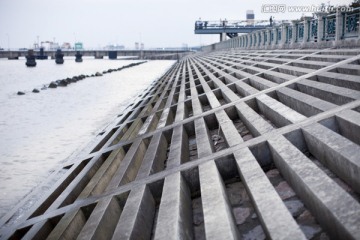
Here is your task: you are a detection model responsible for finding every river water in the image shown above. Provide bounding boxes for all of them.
[0,58,174,219]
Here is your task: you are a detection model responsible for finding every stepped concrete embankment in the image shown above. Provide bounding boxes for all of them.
[1,47,360,239]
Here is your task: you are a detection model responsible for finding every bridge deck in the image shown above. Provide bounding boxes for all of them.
[194,19,270,34]
[1,48,360,239]
[0,50,191,60]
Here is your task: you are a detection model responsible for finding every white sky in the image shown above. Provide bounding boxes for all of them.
[0,0,352,49]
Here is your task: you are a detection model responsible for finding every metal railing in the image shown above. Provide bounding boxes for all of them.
[341,7,360,39]
[285,25,292,43]
[322,13,336,40]
[308,19,318,42]
[201,8,360,51]
[194,19,277,30]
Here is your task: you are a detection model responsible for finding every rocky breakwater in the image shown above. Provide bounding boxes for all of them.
[17,61,146,95]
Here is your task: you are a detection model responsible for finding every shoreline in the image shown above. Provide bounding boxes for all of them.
[0,60,176,229]
[1,48,360,239]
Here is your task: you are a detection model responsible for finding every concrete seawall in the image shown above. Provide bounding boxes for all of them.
[1,47,360,239]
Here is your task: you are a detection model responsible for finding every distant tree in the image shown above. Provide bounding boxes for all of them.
[318,2,336,13]
[349,0,360,8]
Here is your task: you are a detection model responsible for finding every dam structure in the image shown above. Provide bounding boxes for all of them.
[1,10,360,240]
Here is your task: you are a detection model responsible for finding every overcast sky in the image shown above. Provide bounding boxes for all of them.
[0,0,351,49]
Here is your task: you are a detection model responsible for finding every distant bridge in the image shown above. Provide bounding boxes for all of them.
[0,49,193,60]
[195,19,272,41]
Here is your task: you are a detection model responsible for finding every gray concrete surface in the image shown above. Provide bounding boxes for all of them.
[1,47,360,240]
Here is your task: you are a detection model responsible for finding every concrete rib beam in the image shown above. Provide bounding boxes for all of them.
[235,102,275,136]
[199,161,240,240]
[316,71,360,91]
[255,94,307,127]
[215,110,244,146]
[46,208,87,240]
[335,109,360,145]
[234,81,259,96]
[302,123,360,193]
[167,125,189,169]
[195,118,214,158]
[112,185,155,240]
[249,75,278,90]
[154,172,193,240]
[276,87,336,117]
[136,132,167,179]
[157,107,172,129]
[296,79,360,105]
[78,148,126,198]
[268,135,360,240]
[77,197,122,240]
[105,139,147,191]
[233,147,306,240]
[174,101,186,123]
[138,113,159,136]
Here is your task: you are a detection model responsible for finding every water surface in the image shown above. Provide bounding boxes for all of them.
[0,58,174,218]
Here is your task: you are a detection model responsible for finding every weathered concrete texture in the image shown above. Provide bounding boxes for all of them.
[268,135,360,239]
[112,185,155,239]
[1,48,360,240]
[154,172,193,239]
[199,160,240,239]
[234,148,306,240]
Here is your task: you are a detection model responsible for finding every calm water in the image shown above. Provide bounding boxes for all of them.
[0,58,174,219]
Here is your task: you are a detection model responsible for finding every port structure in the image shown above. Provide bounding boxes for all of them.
[194,19,270,40]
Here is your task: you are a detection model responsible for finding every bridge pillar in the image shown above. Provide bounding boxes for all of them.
[95,51,103,59]
[8,51,19,60]
[108,51,117,59]
[55,49,64,64]
[75,51,83,62]
[25,49,36,67]
[220,32,226,42]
